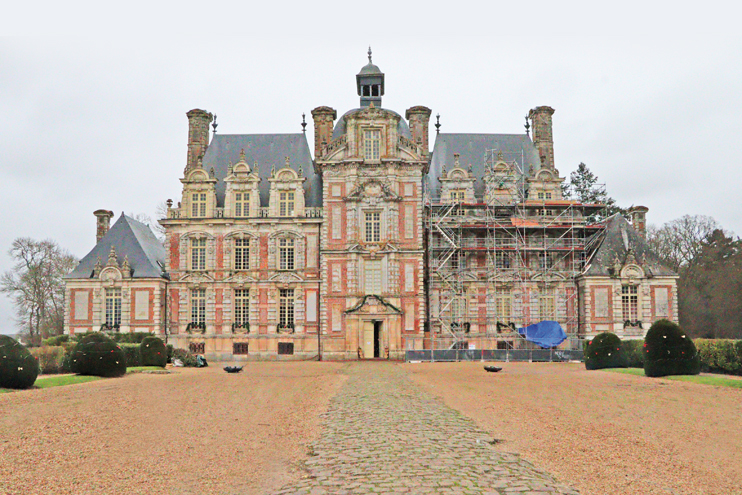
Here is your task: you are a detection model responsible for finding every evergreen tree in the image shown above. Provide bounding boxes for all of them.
[563,163,625,220]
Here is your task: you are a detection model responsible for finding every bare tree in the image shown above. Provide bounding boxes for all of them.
[647,215,722,272]
[129,201,167,241]
[0,238,77,343]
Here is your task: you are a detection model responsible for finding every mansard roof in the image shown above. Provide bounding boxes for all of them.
[428,133,541,200]
[202,133,320,207]
[65,214,166,279]
[584,214,677,278]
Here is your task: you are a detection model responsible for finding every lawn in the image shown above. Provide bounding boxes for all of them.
[0,366,165,393]
[603,367,742,388]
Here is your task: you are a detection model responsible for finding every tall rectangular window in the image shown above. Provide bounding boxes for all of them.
[191,192,207,217]
[279,191,295,217]
[450,190,466,202]
[234,289,249,326]
[279,238,295,270]
[496,251,511,269]
[365,211,381,243]
[622,285,639,321]
[364,129,381,160]
[538,252,553,270]
[191,238,206,270]
[495,289,512,320]
[539,290,555,319]
[279,289,294,327]
[234,192,249,217]
[104,288,121,327]
[191,289,206,325]
[234,237,250,270]
[365,260,381,294]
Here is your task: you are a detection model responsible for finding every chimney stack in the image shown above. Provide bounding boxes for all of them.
[406,106,433,156]
[94,209,114,243]
[629,206,649,238]
[186,109,213,173]
[311,106,337,160]
[528,106,556,170]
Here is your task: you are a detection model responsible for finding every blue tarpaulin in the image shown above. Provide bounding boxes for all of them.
[518,320,567,348]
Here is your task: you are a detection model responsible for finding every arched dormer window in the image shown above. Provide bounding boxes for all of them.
[224,151,261,218]
[268,160,306,217]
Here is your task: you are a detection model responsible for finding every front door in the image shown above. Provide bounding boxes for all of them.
[362,321,375,358]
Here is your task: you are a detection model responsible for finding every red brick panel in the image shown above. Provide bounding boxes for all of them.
[215,235,224,270]
[260,236,269,270]
[169,288,179,327]
[169,235,179,268]
[215,289,223,333]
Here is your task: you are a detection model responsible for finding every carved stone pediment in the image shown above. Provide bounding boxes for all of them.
[345,179,401,202]
[181,272,215,286]
[268,272,303,283]
[224,272,257,285]
[345,295,402,315]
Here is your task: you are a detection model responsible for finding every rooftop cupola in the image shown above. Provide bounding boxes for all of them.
[356,47,384,108]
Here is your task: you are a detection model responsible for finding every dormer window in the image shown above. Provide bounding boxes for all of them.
[364,129,381,161]
[235,192,250,217]
[279,191,295,217]
[191,193,207,218]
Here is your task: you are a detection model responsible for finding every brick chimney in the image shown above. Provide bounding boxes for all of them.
[528,106,556,170]
[94,209,114,243]
[311,106,337,159]
[629,206,649,238]
[405,106,432,156]
[186,109,213,173]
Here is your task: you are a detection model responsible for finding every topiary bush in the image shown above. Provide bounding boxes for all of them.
[585,332,628,370]
[644,319,701,377]
[111,332,153,344]
[622,339,645,368]
[0,335,39,389]
[140,336,167,367]
[118,343,141,367]
[70,332,127,378]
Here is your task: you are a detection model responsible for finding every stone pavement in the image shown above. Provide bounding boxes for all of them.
[274,362,579,495]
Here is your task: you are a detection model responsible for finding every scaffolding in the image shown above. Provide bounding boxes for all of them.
[425,148,607,351]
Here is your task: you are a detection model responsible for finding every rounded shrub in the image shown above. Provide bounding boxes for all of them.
[644,319,701,377]
[0,335,39,389]
[70,332,127,378]
[585,332,628,370]
[139,336,167,367]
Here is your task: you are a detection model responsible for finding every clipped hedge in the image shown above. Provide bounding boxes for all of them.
[30,346,67,374]
[111,332,154,344]
[585,332,628,370]
[622,340,645,368]
[42,335,70,347]
[171,348,198,367]
[70,332,127,378]
[0,335,39,389]
[118,343,142,367]
[644,319,700,377]
[695,339,742,376]
[140,336,167,367]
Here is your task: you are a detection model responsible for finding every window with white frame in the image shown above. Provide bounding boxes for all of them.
[539,290,555,319]
[365,260,381,294]
[364,211,381,243]
[279,191,295,217]
[279,238,295,270]
[234,237,250,270]
[191,289,206,325]
[538,252,554,270]
[279,289,294,327]
[364,129,381,161]
[234,192,250,217]
[104,288,121,327]
[495,289,512,320]
[191,192,207,217]
[450,189,466,202]
[234,289,249,326]
[191,238,206,270]
[496,251,511,269]
[622,285,639,321]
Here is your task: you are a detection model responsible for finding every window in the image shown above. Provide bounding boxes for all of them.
[233,342,249,355]
[538,252,554,270]
[278,342,294,355]
[537,192,552,200]
[279,191,295,217]
[365,260,381,294]
[538,192,544,200]
[234,238,250,270]
[545,192,552,200]
[104,288,121,327]
[189,342,205,354]
[450,296,466,320]
[234,289,249,326]
[364,211,381,243]
[450,252,461,271]
[495,252,511,269]
[191,238,206,270]
[364,129,381,161]
[234,192,250,217]
[279,238,295,270]
[539,290,555,319]
[191,192,207,218]
[450,189,466,202]
[279,289,294,327]
[191,289,206,325]
[622,285,639,321]
[495,289,512,320]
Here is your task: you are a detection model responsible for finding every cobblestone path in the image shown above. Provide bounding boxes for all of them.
[275,362,579,495]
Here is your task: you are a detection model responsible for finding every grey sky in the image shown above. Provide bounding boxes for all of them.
[1,20,741,333]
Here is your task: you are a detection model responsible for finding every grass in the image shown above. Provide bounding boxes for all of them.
[603,367,742,389]
[0,366,166,392]
[126,366,166,373]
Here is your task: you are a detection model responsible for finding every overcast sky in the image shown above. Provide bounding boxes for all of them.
[1,6,741,333]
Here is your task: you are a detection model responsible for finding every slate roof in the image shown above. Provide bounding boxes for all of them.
[428,133,541,200]
[332,108,412,140]
[65,214,167,280]
[201,133,320,207]
[584,214,677,277]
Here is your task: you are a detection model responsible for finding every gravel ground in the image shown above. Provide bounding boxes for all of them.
[0,362,346,495]
[406,362,742,495]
